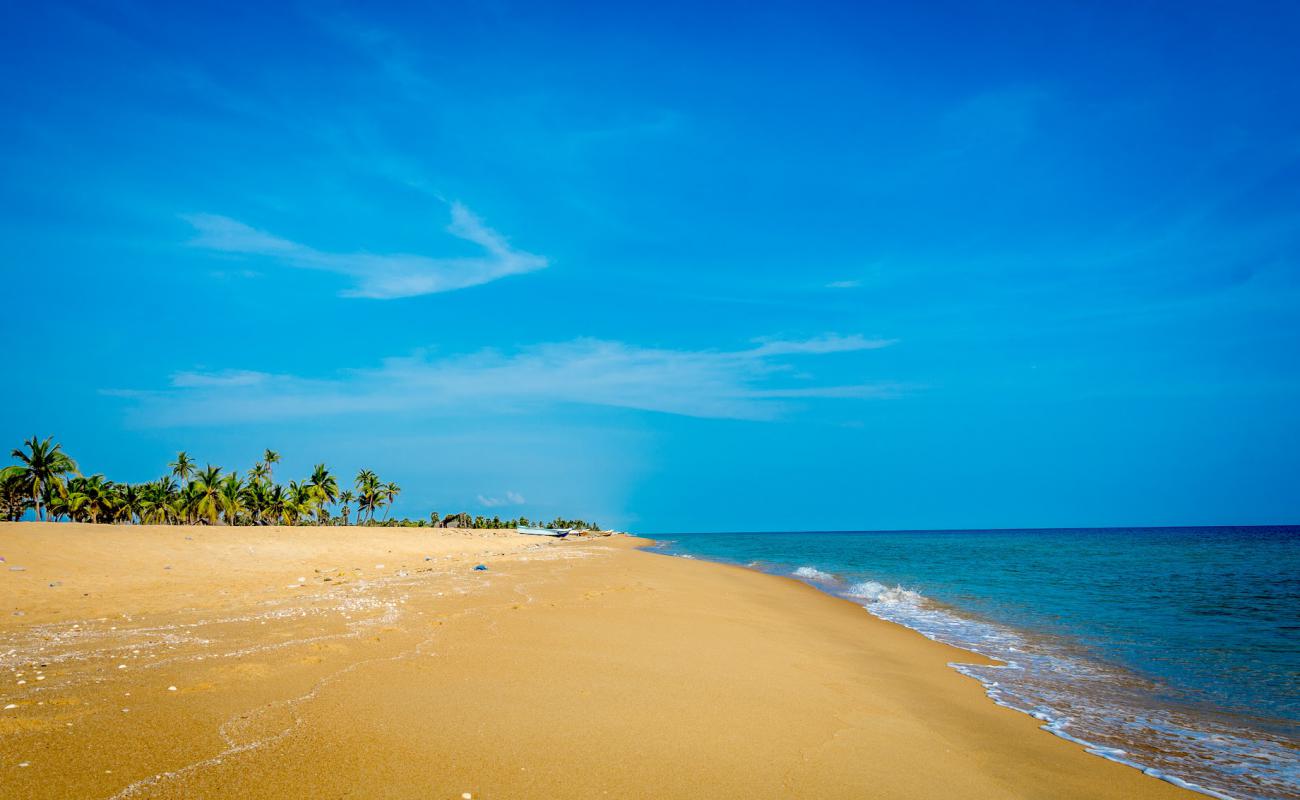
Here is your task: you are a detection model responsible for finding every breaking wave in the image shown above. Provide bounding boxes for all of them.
[792,566,837,583]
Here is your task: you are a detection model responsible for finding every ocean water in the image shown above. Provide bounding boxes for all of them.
[648,527,1300,800]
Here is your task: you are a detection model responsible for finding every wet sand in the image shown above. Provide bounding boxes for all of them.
[0,522,1194,799]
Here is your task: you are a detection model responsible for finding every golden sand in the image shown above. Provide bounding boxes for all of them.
[0,522,1193,799]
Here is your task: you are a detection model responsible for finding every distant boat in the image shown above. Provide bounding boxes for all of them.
[516,526,571,537]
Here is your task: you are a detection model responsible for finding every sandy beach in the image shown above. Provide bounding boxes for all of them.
[0,522,1195,799]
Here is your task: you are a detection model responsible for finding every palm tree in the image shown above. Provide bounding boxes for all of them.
[168,451,195,482]
[219,474,245,525]
[242,479,270,525]
[263,484,288,525]
[0,436,78,522]
[191,465,224,525]
[45,491,72,522]
[287,480,314,526]
[306,463,339,525]
[0,471,28,521]
[263,449,280,483]
[247,461,271,485]
[67,474,115,524]
[381,481,401,521]
[116,483,143,524]
[140,478,177,524]
[338,490,355,526]
[355,469,379,525]
[175,481,201,525]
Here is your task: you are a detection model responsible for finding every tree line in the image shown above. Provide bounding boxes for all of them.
[0,436,599,531]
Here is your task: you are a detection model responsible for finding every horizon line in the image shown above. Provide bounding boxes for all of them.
[641,523,1300,536]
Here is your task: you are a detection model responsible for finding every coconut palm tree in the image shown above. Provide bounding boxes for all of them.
[139,478,177,524]
[219,474,245,525]
[242,479,270,525]
[168,451,195,482]
[67,474,115,524]
[355,469,379,525]
[286,480,314,526]
[263,483,288,525]
[263,449,280,483]
[174,481,199,524]
[0,436,79,522]
[191,465,225,525]
[45,491,72,522]
[116,483,143,524]
[247,461,271,485]
[381,481,401,521]
[306,463,338,525]
[338,490,355,526]
[0,470,28,521]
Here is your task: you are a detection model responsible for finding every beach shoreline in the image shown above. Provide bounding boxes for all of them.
[0,522,1196,799]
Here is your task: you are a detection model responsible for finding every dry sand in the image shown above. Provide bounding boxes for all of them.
[0,522,1195,799]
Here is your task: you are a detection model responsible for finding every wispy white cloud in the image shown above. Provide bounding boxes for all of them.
[108,335,901,426]
[826,279,862,289]
[746,334,894,356]
[169,370,271,388]
[477,491,527,508]
[182,202,548,299]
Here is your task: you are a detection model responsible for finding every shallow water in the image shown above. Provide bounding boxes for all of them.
[649,527,1300,800]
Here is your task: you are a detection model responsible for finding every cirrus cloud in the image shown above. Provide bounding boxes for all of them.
[106,335,903,426]
[477,491,527,508]
[182,202,547,299]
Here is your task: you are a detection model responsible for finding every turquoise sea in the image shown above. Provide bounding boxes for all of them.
[648,527,1299,800]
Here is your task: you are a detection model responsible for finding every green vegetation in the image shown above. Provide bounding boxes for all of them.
[0,436,599,530]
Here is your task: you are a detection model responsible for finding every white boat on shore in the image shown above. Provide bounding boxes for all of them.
[516,526,571,537]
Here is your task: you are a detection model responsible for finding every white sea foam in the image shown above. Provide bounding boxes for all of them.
[843,580,923,605]
[792,566,837,583]
[857,602,1294,800]
[779,565,1296,800]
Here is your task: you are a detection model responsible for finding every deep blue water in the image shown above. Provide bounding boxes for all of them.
[648,527,1300,800]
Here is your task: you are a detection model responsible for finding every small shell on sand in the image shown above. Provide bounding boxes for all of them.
[4,703,16,710]
[167,686,177,692]
[462,794,472,799]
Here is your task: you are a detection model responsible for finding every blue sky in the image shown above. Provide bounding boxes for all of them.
[2,0,1298,531]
